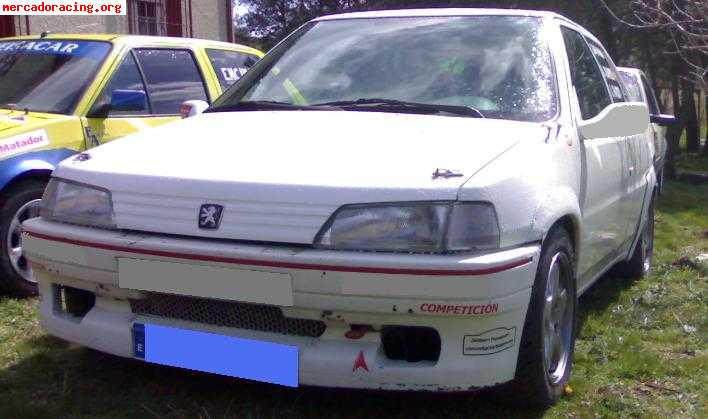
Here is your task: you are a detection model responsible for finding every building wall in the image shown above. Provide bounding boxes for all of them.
[13,0,230,41]
[191,0,229,41]
[26,15,129,36]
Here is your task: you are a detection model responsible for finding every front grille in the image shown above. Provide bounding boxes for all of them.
[129,293,326,338]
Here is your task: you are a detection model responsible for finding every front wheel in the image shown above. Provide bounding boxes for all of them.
[503,227,577,407]
[0,179,46,296]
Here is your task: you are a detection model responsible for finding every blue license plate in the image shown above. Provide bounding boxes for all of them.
[132,323,298,387]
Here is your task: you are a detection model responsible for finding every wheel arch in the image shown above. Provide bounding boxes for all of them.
[0,148,77,197]
[530,187,581,258]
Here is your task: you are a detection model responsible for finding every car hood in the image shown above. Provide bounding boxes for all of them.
[56,110,551,243]
[0,109,57,134]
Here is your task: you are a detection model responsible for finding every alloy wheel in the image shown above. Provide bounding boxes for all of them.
[6,198,42,283]
[542,252,574,385]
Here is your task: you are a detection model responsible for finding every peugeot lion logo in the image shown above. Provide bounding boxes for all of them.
[198,204,224,229]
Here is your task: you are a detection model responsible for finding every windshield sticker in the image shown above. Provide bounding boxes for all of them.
[0,41,108,60]
[0,129,50,158]
[220,67,248,82]
[463,327,516,356]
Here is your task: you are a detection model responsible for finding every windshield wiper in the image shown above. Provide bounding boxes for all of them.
[206,100,335,113]
[312,98,485,118]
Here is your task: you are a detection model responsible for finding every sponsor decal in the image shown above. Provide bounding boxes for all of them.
[0,129,49,158]
[220,67,249,82]
[352,350,369,372]
[419,302,499,316]
[463,327,516,356]
[0,40,109,60]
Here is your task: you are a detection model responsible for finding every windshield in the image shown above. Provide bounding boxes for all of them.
[213,16,557,122]
[618,71,643,103]
[0,40,111,114]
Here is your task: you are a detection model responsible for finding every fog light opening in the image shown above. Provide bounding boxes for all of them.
[54,285,95,318]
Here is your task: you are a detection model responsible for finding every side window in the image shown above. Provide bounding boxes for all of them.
[640,74,660,115]
[134,49,208,115]
[561,27,612,120]
[90,53,149,117]
[206,49,259,90]
[586,40,626,102]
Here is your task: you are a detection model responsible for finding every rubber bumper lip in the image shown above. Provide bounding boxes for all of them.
[25,231,532,276]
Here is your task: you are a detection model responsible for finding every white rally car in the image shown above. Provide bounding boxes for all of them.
[22,9,654,406]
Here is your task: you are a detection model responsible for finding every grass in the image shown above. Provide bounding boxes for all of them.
[675,152,708,174]
[1,182,706,418]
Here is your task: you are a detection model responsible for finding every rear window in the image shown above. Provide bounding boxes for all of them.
[206,49,259,90]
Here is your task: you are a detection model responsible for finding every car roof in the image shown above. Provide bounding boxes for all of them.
[315,8,569,21]
[0,34,263,56]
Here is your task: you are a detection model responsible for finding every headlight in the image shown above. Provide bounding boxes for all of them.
[41,178,115,229]
[315,202,499,253]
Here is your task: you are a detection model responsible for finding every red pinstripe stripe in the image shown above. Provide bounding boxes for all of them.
[26,231,532,276]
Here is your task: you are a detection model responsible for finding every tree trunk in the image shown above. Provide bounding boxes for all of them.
[640,34,662,109]
[703,93,708,156]
[682,78,700,153]
[665,66,683,179]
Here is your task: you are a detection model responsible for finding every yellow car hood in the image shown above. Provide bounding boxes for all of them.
[0,110,59,135]
[0,109,84,161]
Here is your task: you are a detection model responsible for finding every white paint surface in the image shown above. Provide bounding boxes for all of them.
[118,258,294,306]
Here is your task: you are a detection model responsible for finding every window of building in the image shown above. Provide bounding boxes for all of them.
[129,0,191,37]
[0,16,16,38]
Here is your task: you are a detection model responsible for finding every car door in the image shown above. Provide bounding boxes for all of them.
[83,47,210,146]
[560,25,627,281]
[585,40,647,249]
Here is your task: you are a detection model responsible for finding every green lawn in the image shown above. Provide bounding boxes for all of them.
[676,153,708,174]
[1,182,706,418]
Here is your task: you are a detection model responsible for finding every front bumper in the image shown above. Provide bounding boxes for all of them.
[23,218,540,391]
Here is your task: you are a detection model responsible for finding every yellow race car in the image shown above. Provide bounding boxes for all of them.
[0,34,263,295]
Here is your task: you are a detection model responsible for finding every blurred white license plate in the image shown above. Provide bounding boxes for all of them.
[118,258,293,306]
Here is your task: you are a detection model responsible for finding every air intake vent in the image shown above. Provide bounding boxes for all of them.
[130,293,326,338]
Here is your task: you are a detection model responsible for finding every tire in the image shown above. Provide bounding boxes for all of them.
[0,179,46,296]
[615,197,655,279]
[500,227,577,407]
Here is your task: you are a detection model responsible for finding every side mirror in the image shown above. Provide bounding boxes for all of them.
[650,113,676,126]
[578,102,649,140]
[110,89,148,112]
[180,100,209,118]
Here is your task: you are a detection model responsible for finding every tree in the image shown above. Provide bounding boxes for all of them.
[599,0,707,88]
